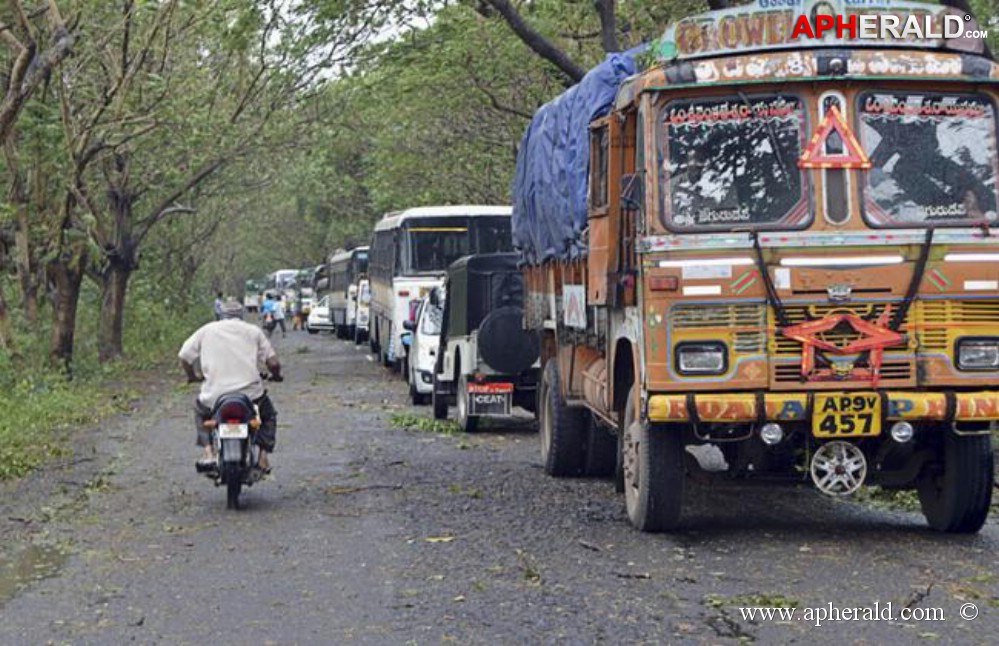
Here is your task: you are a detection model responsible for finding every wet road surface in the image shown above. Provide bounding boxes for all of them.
[1,332,997,644]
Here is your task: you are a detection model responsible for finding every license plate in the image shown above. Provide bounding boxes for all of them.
[218,423,249,439]
[813,393,881,438]
[468,383,513,416]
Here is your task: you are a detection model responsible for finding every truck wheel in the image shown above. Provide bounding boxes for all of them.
[539,361,586,476]
[917,429,993,533]
[584,418,617,477]
[614,393,635,493]
[456,374,479,433]
[432,376,448,420]
[623,387,683,532]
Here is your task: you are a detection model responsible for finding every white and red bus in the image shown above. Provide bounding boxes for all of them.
[368,205,512,371]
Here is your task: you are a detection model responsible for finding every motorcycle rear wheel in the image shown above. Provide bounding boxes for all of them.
[225,463,242,510]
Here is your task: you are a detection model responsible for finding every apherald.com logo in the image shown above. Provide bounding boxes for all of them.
[791,7,986,41]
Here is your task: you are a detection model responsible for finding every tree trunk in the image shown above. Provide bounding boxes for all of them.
[4,140,38,323]
[98,259,131,363]
[47,251,86,372]
[0,279,13,352]
[14,205,38,323]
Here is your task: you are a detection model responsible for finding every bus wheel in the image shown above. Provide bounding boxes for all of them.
[622,387,683,532]
[917,429,993,533]
[538,361,586,477]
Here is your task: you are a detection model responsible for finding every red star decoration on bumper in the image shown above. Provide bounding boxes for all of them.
[780,308,905,386]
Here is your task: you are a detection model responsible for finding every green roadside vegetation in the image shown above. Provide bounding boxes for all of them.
[0,277,202,480]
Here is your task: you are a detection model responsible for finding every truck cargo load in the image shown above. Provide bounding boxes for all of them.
[512,47,644,265]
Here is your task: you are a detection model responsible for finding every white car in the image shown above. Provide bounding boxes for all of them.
[403,291,443,405]
[306,295,335,334]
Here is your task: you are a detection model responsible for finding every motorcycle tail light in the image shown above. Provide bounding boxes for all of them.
[218,401,251,421]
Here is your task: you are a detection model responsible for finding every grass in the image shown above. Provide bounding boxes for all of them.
[0,280,203,481]
[389,412,461,435]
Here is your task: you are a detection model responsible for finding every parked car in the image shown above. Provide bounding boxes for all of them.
[306,295,335,334]
[403,290,444,405]
[432,253,539,432]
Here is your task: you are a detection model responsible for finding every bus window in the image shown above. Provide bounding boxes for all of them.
[406,227,470,272]
[473,218,513,254]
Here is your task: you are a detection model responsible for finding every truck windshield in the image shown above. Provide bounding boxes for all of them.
[660,95,808,231]
[858,92,999,227]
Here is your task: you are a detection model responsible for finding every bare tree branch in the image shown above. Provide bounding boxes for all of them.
[480,0,586,84]
[594,0,618,53]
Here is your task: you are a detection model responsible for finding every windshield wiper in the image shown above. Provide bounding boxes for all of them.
[738,91,792,191]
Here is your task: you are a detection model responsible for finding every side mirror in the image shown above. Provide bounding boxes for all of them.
[620,173,642,212]
[402,319,416,331]
[429,287,441,308]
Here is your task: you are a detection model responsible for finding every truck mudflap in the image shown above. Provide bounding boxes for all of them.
[647,391,999,424]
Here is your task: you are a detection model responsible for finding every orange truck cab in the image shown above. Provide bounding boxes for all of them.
[513,0,999,533]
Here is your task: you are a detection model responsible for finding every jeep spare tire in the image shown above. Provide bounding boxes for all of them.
[478,306,539,375]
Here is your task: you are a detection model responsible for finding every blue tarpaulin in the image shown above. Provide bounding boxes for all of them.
[512,47,644,265]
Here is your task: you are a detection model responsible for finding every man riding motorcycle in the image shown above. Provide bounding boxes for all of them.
[178,300,282,474]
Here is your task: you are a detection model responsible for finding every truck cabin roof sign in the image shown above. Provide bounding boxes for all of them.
[657,0,986,62]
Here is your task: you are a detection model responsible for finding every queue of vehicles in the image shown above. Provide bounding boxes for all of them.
[288,1,999,536]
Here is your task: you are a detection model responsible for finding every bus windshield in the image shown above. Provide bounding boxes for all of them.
[403,217,511,273]
[858,92,999,227]
[660,95,808,231]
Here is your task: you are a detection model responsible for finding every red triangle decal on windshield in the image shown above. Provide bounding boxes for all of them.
[798,106,871,170]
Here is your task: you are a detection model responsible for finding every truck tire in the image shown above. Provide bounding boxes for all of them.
[456,374,479,433]
[584,418,617,478]
[623,387,684,532]
[917,429,993,533]
[539,361,586,477]
[614,393,635,493]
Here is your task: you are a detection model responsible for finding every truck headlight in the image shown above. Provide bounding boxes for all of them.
[676,342,727,375]
[957,338,999,371]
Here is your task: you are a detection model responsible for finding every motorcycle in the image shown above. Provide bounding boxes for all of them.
[199,379,279,509]
[262,312,277,338]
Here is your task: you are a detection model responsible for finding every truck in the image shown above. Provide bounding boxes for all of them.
[514,0,999,533]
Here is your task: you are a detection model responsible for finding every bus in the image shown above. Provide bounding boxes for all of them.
[243,278,263,313]
[327,246,369,339]
[369,205,513,371]
[265,269,298,300]
[515,1,999,533]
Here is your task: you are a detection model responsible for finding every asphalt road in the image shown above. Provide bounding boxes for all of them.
[1,332,998,644]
